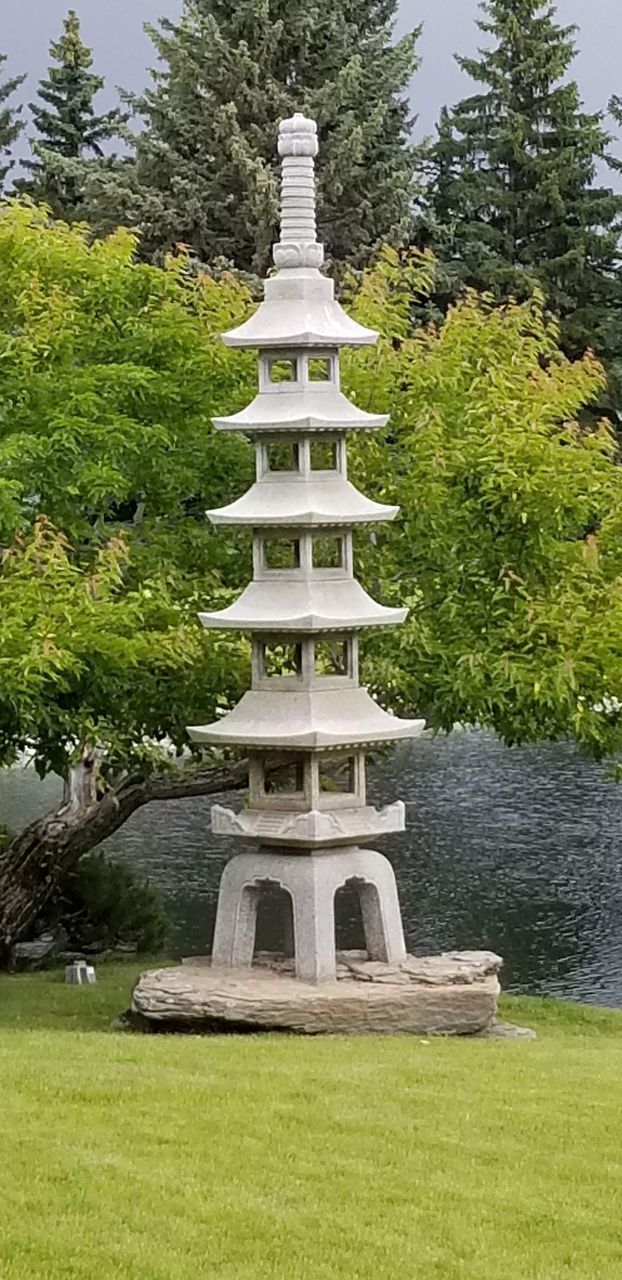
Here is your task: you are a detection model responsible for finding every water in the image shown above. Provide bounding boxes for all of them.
[2,730,622,1007]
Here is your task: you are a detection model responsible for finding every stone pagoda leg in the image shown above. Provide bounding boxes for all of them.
[211,847,406,982]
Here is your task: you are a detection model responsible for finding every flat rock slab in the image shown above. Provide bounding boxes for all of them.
[478,1020,537,1041]
[132,951,503,1036]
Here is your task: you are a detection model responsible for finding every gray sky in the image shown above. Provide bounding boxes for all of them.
[3,0,622,149]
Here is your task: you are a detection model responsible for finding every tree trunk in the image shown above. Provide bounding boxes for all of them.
[0,755,249,965]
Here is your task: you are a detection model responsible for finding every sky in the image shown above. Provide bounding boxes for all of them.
[2,0,622,151]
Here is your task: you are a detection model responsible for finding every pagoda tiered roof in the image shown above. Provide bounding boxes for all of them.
[199,578,407,633]
[213,387,387,435]
[207,477,398,527]
[188,687,425,750]
[223,273,378,350]
[188,112,424,820]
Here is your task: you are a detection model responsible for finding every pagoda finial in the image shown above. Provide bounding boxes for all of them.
[273,113,324,271]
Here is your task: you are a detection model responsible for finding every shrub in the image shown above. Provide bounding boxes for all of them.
[57,852,169,953]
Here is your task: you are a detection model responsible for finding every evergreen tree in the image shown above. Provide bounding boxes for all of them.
[22,10,124,216]
[420,0,622,367]
[0,52,25,190]
[70,0,419,274]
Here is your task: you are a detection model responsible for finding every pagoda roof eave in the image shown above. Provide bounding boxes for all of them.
[213,389,388,434]
[198,579,408,633]
[188,687,425,750]
[223,328,378,350]
[206,479,399,527]
[213,417,384,435]
[222,291,379,350]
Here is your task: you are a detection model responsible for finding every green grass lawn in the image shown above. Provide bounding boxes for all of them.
[0,964,621,1280]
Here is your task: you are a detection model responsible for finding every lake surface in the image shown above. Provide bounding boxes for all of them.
[3,730,622,1007]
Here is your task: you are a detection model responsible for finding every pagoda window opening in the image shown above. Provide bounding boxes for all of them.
[310,440,338,471]
[315,638,350,678]
[318,755,357,795]
[307,356,332,383]
[262,642,303,680]
[268,357,298,384]
[263,537,301,570]
[266,441,300,473]
[263,760,305,795]
[312,535,344,570]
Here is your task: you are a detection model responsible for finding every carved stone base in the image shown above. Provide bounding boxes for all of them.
[211,847,407,983]
[131,950,503,1036]
[211,800,406,847]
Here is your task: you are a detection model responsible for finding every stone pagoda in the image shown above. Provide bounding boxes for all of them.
[188,112,423,984]
[132,115,503,1035]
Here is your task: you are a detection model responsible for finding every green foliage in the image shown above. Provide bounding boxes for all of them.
[419,0,622,390]
[0,814,167,951]
[62,0,420,274]
[19,11,125,216]
[57,851,168,952]
[344,248,622,756]
[3,206,622,785]
[0,202,255,778]
[0,51,25,189]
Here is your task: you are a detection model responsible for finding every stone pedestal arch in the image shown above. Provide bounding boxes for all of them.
[211,847,406,983]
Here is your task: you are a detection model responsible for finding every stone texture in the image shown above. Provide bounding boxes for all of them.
[207,475,398,527]
[132,950,502,1036]
[189,684,424,751]
[198,576,407,633]
[477,1020,537,1041]
[211,799,406,848]
[338,950,501,986]
[210,848,407,983]
[182,112,497,1012]
[65,960,96,985]
[185,113,427,996]
[12,926,68,968]
[213,385,387,435]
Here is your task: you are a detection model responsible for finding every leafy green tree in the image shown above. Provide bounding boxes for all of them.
[61,0,419,274]
[20,10,124,216]
[0,52,25,190]
[419,0,622,373]
[0,202,255,954]
[3,213,622,955]
[347,249,622,753]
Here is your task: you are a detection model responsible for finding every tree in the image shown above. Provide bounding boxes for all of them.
[20,10,124,217]
[0,202,256,955]
[61,0,420,274]
[346,250,622,753]
[419,0,622,373]
[3,215,622,956]
[0,52,25,190]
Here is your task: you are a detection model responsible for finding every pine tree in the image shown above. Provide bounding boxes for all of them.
[0,52,25,190]
[72,0,419,274]
[420,0,622,365]
[22,10,124,216]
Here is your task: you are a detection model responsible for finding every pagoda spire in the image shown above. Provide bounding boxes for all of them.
[273,113,324,271]
[222,115,375,351]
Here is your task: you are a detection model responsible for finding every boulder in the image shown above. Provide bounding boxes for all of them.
[131,950,503,1036]
[12,926,69,969]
